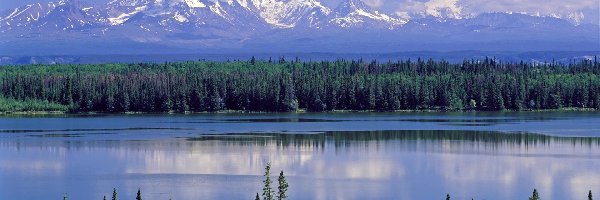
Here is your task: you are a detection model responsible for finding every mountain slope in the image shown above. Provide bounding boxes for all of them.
[0,0,103,32]
[328,0,407,29]
[0,0,597,55]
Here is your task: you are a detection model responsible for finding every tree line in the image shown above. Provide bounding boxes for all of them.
[2,57,600,112]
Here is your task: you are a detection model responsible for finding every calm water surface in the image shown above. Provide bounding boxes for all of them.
[0,112,599,200]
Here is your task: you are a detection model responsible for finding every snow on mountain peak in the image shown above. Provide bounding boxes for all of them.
[0,0,104,32]
[544,11,585,26]
[184,0,207,8]
[248,0,331,28]
[566,11,584,25]
[107,5,147,25]
[504,11,585,26]
[423,0,463,19]
[330,0,407,29]
[1,0,592,37]
[395,0,464,20]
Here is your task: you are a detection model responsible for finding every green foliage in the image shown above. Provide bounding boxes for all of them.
[277,171,288,200]
[0,97,69,112]
[448,93,463,110]
[262,163,274,200]
[1,58,599,113]
[257,163,290,200]
[529,189,539,200]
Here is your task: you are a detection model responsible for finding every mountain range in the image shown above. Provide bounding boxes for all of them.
[0,0,598,55]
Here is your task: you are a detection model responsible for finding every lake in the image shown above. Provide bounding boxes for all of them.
[1,112,599,200]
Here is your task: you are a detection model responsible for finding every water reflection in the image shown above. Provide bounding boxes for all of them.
[166,116,561,125]
[188,130,600,151]
[1,129,599,199]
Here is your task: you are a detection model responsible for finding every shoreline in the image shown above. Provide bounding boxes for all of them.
[0,107,596,116]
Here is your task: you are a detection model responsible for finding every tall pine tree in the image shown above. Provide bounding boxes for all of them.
[277,170,288,200]
[136,189,142,200]
[262,163,274,200]
[529,189,539,200]
[111,188,118,200]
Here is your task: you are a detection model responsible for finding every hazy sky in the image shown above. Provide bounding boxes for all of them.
[1,0,598,24]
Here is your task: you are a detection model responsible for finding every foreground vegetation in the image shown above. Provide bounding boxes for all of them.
[255,163,289,200]
[2,57,600,113]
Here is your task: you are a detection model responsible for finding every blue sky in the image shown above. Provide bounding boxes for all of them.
[1,0,598,25]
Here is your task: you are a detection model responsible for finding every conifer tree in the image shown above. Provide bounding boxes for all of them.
[2,58,600,113]
[63,193,68,200]
[446,193,450,200]
[262,163,274,200]
[136,189,142,200]
[528,189,539,200]
[590,190,593,200]
[111,188,118,200]
[255,193,261,200]
[277,170,289,200]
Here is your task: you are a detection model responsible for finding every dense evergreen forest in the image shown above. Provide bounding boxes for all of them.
[1,57,599,113]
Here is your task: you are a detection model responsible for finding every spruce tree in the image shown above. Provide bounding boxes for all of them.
[136,189,142,200]
[445,194,450,200]
[103,195,106,200]
[111,188,118,200]
[255,193,260,200]
[277,170,289,200]
[63,193,68,200]
[262,163,274,200]
[589,190,593,200]
[528,189,539,200]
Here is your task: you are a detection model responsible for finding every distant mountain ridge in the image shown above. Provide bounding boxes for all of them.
[0,0,598,55]
[1,51,598,65]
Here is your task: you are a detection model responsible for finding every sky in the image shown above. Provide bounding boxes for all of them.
[1,0,598,25]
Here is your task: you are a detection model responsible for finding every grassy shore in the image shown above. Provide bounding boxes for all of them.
[0,99,596,116]
[0,98,69,114]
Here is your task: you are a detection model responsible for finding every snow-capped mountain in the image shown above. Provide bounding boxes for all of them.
[329,0,407,29]
[245,0,331,28]
[0,0,597,55]
[104,0,263,28]
[0,0,103,32]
